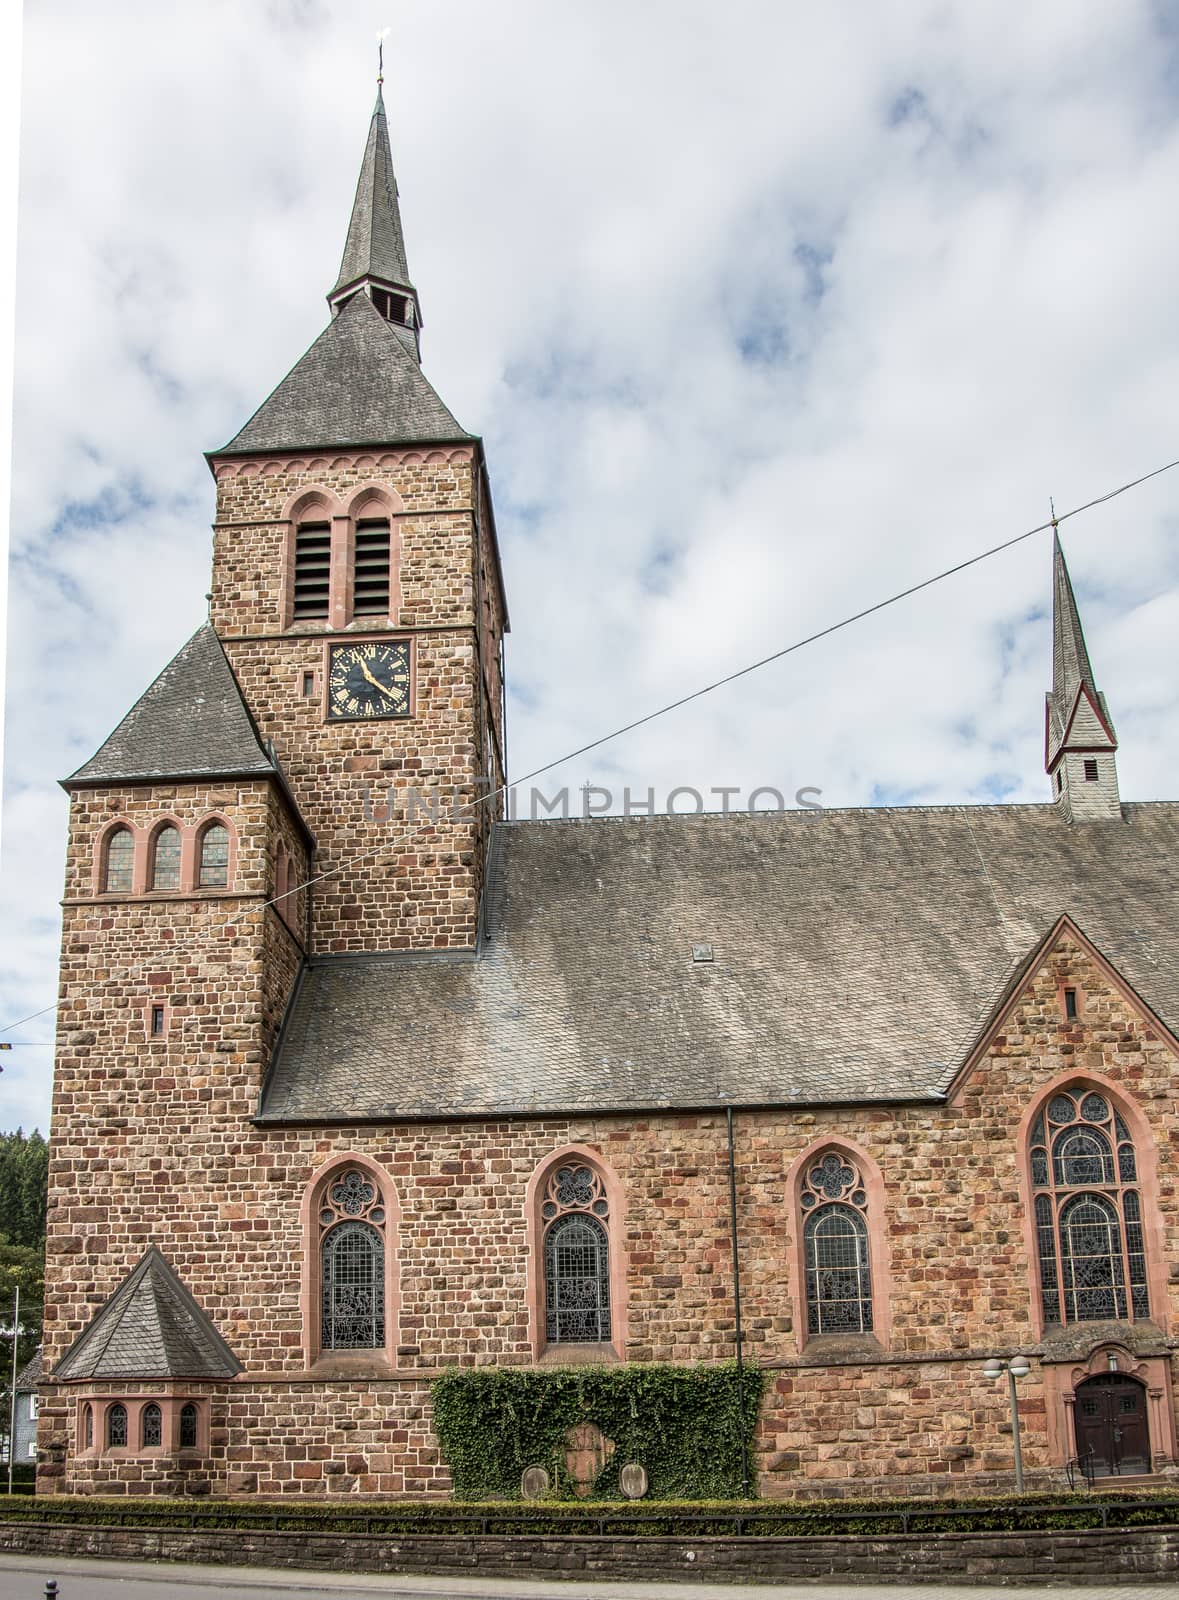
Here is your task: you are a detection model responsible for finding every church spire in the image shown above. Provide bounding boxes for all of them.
[1045,533,1120,821]
[328,85,422,354]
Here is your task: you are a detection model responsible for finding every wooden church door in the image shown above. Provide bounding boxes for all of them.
[1074,1375,1151,1477]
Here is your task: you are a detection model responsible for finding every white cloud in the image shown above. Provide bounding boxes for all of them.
[3,0,1178,1131]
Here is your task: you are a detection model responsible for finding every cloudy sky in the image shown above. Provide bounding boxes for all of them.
[3,0,1178,1134]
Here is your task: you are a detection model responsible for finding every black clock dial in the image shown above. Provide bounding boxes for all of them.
[326,640,411,720]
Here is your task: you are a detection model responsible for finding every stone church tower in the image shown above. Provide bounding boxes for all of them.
[36,82,1179,1504]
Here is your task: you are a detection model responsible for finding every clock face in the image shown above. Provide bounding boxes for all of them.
[326,639,412,720]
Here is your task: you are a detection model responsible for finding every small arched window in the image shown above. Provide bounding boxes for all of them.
[198,824,230,889]
[800,1152,873,1335]
[141,1402,162,1448]
[150,825,181,892]
[179,1402,198,1449]
[541,1164,611,1345]
[82,1403,93,1450]
[103,827,134,893]
[106,1402,128,1448]
[1030,1086,1148,1325]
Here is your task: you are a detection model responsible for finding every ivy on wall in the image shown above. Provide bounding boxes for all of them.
[431,1361,765,1501]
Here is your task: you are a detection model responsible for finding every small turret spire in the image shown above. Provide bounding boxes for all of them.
[1045,532,1120,821]
[328,76,422,356]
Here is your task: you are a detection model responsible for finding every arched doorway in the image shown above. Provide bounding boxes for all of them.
[1074,1374,1151,1477]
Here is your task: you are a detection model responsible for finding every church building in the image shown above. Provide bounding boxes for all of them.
[36,84,1179,1500]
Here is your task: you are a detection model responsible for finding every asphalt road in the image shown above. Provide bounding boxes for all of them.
[1,1556,1177,1600]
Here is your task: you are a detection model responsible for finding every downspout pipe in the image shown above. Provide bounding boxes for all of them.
[726,1105,750,1498]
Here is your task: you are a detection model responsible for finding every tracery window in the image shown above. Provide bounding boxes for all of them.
[82,1403,93,1450]
[141,1402,162,1448]
[179,1402,198,1449]
[1030,1087,1148,1325]
[106,1403,127,1448]
[801,1152,873,1335]
[150,825,181,891]
[541,1164,611,1344]
[103,827,134,893]
[319,1168,386,1349]
[198,824,230,889]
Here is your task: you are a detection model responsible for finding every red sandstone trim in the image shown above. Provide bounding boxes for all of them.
[1016,1069,1171,1342]
[299,1153,401,1370]
[524,1144,628,1364]
[785,1137,893,1354]
[945,916,1179,1104]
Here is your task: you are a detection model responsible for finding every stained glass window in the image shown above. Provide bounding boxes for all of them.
[545,1213,610,1343]
[82,1404,93,1450]
[141,1402,162,1448]
[104,828,134,893]
[317,1165,388,1352]
[107,1403,127,1448]
[541,1162,611,1344]
[151,826,181,891]
[1030,1087,1148,1326]
[199,824,230,888]
[322,1221,384,1349]
[179,1403,198,1449]
[800,1152,873,1335]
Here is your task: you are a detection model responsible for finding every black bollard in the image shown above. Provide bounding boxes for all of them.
[45,1583,59,1599]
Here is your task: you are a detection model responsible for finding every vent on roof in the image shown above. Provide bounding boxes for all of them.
[692,943,714,963]
[353,520,391,616]
[293,522,331,620]
[1083,758,1099,782]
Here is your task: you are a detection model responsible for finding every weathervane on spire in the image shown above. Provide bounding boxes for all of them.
[377,26,391,85]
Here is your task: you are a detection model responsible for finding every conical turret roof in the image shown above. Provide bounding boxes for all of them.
[331,86,412,299]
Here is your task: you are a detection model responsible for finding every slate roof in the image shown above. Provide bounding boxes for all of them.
[66,623,275,787]
[1047,534,1114,759]
[14,1349,41,1392]
[332,87,413,298]
[54,1248,242,1382]
[258,800,1179,1123]
[215,291,470,455]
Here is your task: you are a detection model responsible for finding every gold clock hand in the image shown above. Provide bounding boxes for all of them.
[359,660,400,701]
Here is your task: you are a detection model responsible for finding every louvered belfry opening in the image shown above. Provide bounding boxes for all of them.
[293,521,332,620]
[353,519,392,616]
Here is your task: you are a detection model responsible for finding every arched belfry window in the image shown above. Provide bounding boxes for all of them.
[319,1168,387,1350]
[103,826,134,894]
[141,1402,162,1448]
[541,1164,611,1345]
[1030,1087,1148,1325]
[801,1152,873,1335]
[150,824,181,891]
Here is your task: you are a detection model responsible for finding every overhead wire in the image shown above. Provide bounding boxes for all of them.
[2,453,1177,1041]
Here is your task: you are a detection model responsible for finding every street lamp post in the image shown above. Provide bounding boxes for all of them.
[984,1354,1031,1492]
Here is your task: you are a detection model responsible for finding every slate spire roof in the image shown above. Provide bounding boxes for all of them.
[213,88,470,457]
[214,292,470,455]
[54,1248,242,1381]
[65,622,275,787]
[331,86,414,304]
[1045,533,1117,768]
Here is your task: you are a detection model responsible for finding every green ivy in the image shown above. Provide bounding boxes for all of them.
[431,1361,765,1501]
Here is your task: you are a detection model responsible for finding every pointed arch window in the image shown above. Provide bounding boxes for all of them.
[198,823,230,889]
[141,1402,162,1448]
[800,1152,873,1335]
[82,1403,93,1451]
[103,827,134,894]
[541,1164,611,1345]
[1030,1087,1148,1325]
[319,1168,387,1350]
[179,1402,198,1449]
[150,825,181,891]
[106,1403,127,1449]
